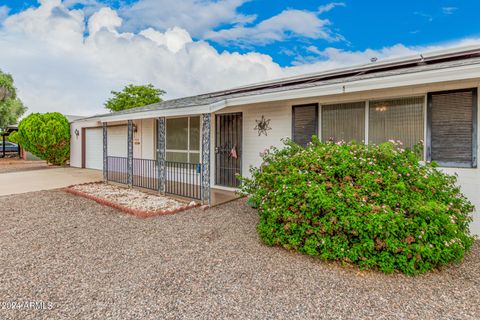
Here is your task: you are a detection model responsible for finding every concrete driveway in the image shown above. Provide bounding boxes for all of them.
[0,167,102,196]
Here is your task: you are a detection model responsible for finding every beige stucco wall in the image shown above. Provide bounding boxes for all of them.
[131,119,156,159]
[135,118,156,160]
[214,79,480,235]
[70,118,102,168]
[70,119,157,169]
[70,78,480,235]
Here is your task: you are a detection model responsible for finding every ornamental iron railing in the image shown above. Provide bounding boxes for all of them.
[106,156,202,200]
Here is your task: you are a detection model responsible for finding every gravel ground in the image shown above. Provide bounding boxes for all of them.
[0,190,479,320]
[0,159,49,173]
[71,183,191,211]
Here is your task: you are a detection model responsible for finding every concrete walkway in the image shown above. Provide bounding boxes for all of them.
[0,167,102,196]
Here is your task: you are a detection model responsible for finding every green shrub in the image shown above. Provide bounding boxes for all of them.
[240,138,475,275]
[11,112,70,165]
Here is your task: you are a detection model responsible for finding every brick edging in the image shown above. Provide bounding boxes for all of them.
[64,183,200,218]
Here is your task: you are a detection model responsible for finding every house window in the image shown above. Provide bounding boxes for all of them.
[369,97,424,149]
[292,104,318,146]
[166,116,200,163]
[321,102,365,143]
[427,89,477,168]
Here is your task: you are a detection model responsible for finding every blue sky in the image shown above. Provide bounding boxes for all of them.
[3,0,478,66]
[0,0,478,115]
[225,1,479,65]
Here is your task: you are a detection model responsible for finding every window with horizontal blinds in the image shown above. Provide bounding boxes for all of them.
[427,89,477,168]
[321,102,365,143]
[292,104,318,147]
[369,97,425,149]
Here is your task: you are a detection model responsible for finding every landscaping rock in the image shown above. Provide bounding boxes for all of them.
[70,183,186,212]
[0,190,479,319]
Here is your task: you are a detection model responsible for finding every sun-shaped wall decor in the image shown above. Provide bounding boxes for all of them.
[254,115,272,136]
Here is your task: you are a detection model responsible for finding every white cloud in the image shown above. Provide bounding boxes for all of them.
[88,7,122,36]
[63,0,107,16]
[0,5,9,24]
[63,0,101,6]
[205,8,343,46]
[0,1,478,117]
[140,27,193,53]
[0,1,283,116]
[442,7,458,15]
[318,2,345,14]
[118,0,254,38]
[290,39,480,72]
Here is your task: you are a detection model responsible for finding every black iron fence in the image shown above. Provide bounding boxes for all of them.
[105,156,202,200]
[106,156,128,184]
[165,161,202,200]
[133,158,158,191]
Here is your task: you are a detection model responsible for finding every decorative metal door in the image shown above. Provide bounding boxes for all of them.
[215,113,242,187]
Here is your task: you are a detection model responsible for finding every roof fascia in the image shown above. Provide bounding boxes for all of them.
[96,61,480,122]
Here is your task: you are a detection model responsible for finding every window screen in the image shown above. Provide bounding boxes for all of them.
[166,118,188,150]
[166,116,201,163]
[321,102,365,143]
[369,97,424,149]
[292,104,318,147]
[428,89,477,168]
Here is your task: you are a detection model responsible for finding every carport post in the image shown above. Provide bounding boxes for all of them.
[157,117,166,194]
[201,113,211,205]
[127,120,134,187]
[103,122,108,182]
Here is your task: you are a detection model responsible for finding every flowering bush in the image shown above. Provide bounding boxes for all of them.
[240,138,475,275]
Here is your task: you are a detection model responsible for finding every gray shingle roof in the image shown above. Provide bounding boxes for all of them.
[82,48,480,121]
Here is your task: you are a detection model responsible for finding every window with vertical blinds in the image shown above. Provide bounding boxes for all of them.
[428,89,477,168]
[369,97,425,149]
[321,102,365,143]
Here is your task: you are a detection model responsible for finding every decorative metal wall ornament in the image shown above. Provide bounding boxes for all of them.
[157,117,166,194]
[254,115,272,136]
[201,113,211,205]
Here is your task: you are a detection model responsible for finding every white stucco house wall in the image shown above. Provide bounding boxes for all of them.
[71,45,480,235]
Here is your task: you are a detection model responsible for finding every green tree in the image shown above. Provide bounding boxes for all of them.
[104,84,165,112]
[0,70,27,130]
[10,113,70,165]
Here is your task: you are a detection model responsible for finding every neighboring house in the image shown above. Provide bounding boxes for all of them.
[71,45,480,235]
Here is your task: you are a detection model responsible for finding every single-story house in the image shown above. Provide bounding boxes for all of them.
[71,45,480,235]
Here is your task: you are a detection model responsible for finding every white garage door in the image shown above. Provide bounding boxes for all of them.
[85,128,103,170]
[107,126,127,157]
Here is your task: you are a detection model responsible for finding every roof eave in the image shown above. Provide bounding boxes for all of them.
[92,60,480,123]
